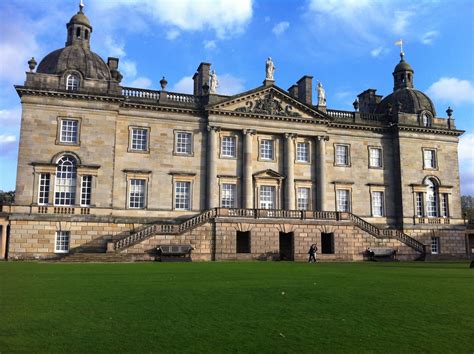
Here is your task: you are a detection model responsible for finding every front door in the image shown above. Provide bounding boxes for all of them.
[279,232,294,261]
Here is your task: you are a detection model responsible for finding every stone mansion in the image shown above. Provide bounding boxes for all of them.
[0,4,469,261]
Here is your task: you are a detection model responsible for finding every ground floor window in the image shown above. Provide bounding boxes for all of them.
[236,231,250,253]
[431,237,440,255]
[55,231,70,253]
[321,232,334,254]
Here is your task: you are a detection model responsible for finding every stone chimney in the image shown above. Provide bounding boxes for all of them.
[193,62,211,96]
[357,89,383,114]
[288,84,299,99]
[297,76,313,105]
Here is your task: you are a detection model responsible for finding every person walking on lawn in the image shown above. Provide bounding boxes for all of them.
[308,244,317,263]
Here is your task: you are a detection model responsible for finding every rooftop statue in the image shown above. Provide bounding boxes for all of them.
[210,70,219,94]
[266,57,275,81]
[317,81,326,106]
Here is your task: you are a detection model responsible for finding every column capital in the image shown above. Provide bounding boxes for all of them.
[285,133,297,140]
[207,125,221,132]
[243,129,256,136]
[317,135,329,141]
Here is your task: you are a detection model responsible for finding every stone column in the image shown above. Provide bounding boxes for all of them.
[317,136,329,211]
[285,133,297,210]
[0,222,7,260]
[207,126,220,209]
[242,129,256,209]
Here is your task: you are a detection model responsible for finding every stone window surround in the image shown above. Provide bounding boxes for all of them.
[218,175,240,208]
[60,70,83,92]
[295,138,311,164]
[257,135,278,162]
[219,132,239,159]
[170,173,195,211]
[368,146,383,169]
[255,181,281,209]
[56,116,82,146]
[295,180,312,211]
[128,125,150,153]
[124,170,151,210]
[410,179,452,219]
[422,147,438,170]
[369,186,385,217]
[333,181,353,212]
[333,143,351,167]
[80,175,93,207]
[173,130,194,156]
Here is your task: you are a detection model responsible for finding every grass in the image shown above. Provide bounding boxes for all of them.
[0,262,473,354]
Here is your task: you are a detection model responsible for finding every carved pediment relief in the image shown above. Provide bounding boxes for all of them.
[209,87,322,119]
[253,169,285,180]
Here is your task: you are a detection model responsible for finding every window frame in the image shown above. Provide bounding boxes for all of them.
[174,180,192,210]
[220,135,237,159]
[38,173,51,205]
[296,187,310,211]
[371,191,384,217]
[336,189,351,212]
[422,148,438,170]
[66,74,80,91]
[54,155,77,206]
[334,144,350,167]
[80,175,92,207]
[259,185,276,209]
[259,139,275,161]
[173,131,194,156]
[431,236,440,255]
[55,231,71,254]
[128,178,147,209]
[296,141,310,163]
[58,118,80,145]
[220,183,236,208]
[128,126,150,153]
[368,146,383,169]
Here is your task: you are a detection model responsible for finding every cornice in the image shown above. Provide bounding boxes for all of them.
[208,109,328,125]
[15,86,124,103]
[122,102,201,115]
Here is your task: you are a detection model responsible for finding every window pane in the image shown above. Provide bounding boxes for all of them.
[260,140,274,160]
[297,187,310,210]
[129,179,146,209]
[336,189,350,212]
[335,145,348,165]
[221,183,236,208]
[55,231,70,253]
[431,237,439,254]
[80,175,92,206]
[369,148,382,167]
[415,192,424,217]
[131,128,148,151]
[221,136,236,157]
[54,156,77,205]
[60,119,78,143]
[426,180,438,217]
[38,173,50,205]
[66,75,79,91]
[440,194,449,217]
[176,132,192,154]
[424,150,436,169]
[175,181,191,210]
[259,186,275,209]
[372,191,384,216]
[296,143,309,162]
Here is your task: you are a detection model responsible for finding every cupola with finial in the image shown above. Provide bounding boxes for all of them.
[392,40,414,91]
[66,0,92,49]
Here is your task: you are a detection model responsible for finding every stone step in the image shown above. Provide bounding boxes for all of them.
[60,252,137,262]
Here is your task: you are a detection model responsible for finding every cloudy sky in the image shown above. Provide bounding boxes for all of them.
[0,0,473,194]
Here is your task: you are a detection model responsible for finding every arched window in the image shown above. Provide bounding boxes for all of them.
[54,155,77,206]
[76,27,81,38]
[66,74,79,91]
[421,112,431,127]
[425,178,438,217]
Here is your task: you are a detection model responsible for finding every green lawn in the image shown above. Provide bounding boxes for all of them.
[0,262,473,353]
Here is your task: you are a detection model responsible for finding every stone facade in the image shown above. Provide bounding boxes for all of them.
[2,5,468,262]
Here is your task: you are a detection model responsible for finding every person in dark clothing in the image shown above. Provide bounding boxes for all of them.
[308,244,317,263]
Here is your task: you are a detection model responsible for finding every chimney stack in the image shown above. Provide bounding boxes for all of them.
[288,84,299,99]
[192,62,211,96]
[297,75,313,105]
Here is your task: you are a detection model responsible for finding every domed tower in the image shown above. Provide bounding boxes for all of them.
[393,52,414,91]
[24,2,122,94]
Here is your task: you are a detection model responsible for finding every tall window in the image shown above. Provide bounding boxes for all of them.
[369,147,382,168]
[175,181,191,210]
[296,142,309,162]
[60,119,79,144]
[66,74,79,91]
[335,145,349,166]
[55,231,70,253]
[259,186,275,209]
[54,155,77,205]
[129,179,146,209]
[371,191,384,217]
[431,237,440,254]
[440,194,449,217]
[38,173,50,205]
[221,183,236,208]
[336,189,350,212]
[80,175,92,206]
[130,128,148,152]
[415,192,424,217]
[426,179,438,217]
[221,136,236,158]
[260,140,274,160]
[175,132,192,155]
[297,187,310,210]
[423,149,436,169]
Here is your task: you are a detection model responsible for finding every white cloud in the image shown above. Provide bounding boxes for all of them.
[103,36,126,57]
[0,135,16,143]
[459,133,474,195]
[272,21,290,36]
[426,77,474,105]
[129,77,152,88]
[421,30,438,45]
[0,134,17,154]
[166,29,180,40]
[217,74,245,95]
[370,46,389,57]
[204,40,217,50]
[95,0,253,39]
[171,76,194,94]
[0,107,21,124]
[120,60,138,80]
[393,10,414,34]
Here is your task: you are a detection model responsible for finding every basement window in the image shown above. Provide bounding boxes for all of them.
[236,231,250,253]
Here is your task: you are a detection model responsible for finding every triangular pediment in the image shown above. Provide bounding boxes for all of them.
[253,169,285,180]
[207,85,326,120]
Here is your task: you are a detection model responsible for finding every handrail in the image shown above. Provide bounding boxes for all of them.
[113,208,426,254]
[326,109,354,120]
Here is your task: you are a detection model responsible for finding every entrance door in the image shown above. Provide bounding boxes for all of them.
[279,232,294,261]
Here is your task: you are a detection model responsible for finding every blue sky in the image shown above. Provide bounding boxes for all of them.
[1,0,473,194]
